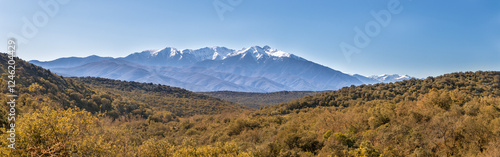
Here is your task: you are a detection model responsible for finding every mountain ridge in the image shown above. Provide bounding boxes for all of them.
[29,46,411,92]
[369,74,414,83]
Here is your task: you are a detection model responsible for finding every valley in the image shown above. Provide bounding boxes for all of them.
[200,91,323,109]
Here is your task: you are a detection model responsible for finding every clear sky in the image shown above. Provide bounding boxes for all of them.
[1,0,499,78]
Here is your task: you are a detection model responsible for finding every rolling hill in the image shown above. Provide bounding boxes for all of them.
[0,53,246,118]
[124,71,500,156]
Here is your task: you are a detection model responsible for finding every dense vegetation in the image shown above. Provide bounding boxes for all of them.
[0,53,247,156]
[0,53,499,156]
[0,53,103,122]
[200,91,321,108]
[277,71,500,113]
[72,77,248,117]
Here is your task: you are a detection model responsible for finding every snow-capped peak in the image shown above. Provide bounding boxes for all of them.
[370,74,413,83]
[232,46,292,60]
[262,45,291,58]
[234,46,266,59]
[180,46,235,61]
[150,47,181,57]
[136,45,296,62]
[396,74,410,80]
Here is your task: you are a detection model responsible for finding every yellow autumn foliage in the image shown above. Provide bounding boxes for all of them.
[1,106,110,156]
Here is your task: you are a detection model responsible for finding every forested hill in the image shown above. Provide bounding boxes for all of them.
[0,53,101,113]
[72,77,249,117]
[235,71,498,156]
[0,53,249,156]
[273,71,500,113]
[120,71,499,156]
[0,53,247,124]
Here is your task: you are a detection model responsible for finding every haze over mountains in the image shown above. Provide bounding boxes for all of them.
[30,46,412,92]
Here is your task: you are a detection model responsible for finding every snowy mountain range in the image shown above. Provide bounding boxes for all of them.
[29,45,413,92]
[352,74,414,84]
[369,74,414,83]
[120,45,303,67]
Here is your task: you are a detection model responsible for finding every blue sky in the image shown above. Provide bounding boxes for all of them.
[1,0,499,78]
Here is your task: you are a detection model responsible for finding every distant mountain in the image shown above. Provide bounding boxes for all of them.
[121,47,235,67]
[351,74,415,84]
[29,55,113,69]
[30,45,365,92]
[1,53,244,117]
[352,74,381,84]
[51,59,286,92]
[370,74,414,83]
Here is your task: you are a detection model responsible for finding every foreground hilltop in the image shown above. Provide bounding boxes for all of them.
[0,53,247,156]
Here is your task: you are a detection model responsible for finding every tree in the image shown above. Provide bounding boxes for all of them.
[4,106,111,156]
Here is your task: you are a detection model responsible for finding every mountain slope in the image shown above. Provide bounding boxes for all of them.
[0,53,246,119]
[50,59,290,92]
[29,55,113,69]
[276,71,499,112]
[193,46,362,90]
[0,53,248,155]
[30,46,364,92]
[71,77,249,117]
